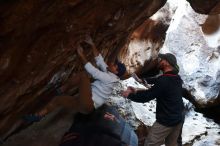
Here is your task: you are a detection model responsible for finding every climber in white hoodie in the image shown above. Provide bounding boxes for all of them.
[74,36,127,112]
[23,36,126,122]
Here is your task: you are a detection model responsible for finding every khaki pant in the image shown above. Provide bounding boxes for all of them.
[144,121,182,146]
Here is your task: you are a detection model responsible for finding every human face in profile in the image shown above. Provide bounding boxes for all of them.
[158,58,170,71]
[107,62,118,75]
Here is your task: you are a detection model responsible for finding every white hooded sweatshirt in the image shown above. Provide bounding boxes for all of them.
[84,54,120,108]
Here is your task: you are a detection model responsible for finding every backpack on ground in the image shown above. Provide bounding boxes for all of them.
[59,104,138,146]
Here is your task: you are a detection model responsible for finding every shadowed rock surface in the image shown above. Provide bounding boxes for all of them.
[0,0,220,145]
[0,0,168,136]
[187,0,220,14]
[2,108,75,146]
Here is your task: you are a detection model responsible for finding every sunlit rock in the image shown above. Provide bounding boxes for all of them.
[161,0,220,103]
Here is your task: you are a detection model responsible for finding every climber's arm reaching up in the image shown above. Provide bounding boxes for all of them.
[84,36,108,72]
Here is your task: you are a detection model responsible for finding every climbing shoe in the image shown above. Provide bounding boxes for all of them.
[22,114,44,123]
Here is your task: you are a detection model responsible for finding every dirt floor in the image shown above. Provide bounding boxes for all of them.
[1,108,75,146]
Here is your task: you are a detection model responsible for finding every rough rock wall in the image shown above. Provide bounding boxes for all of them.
[124,0,220,124]
[160,0,220,124]
[187,0,220,14]
[124,0,176,75]
[0,0,168,136]
[0,0,219,138]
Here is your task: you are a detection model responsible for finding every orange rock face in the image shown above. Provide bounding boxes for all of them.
[202,15,220,35]
[0,0,219,138]
[0,0,167,136]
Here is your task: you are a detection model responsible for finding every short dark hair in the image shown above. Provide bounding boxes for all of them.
[115,59,126,78]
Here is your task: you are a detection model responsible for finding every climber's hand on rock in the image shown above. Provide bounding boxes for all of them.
[84,35,95,47]
[77,45,87,64]
[77,45,84,56]
[84,35,99,57]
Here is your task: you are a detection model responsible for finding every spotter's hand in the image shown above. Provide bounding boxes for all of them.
[121,86,136,98]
